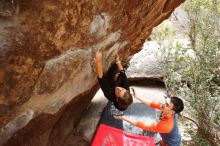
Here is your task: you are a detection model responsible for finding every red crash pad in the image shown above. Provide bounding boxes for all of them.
[92,124,155,146]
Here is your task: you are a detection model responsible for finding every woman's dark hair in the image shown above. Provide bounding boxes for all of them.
[118,90,133,110]
[171,96,184,113]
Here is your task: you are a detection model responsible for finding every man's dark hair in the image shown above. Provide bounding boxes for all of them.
[118,90,133,110]
[171,96,184,113]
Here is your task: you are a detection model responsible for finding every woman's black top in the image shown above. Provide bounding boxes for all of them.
[98,64,130,111]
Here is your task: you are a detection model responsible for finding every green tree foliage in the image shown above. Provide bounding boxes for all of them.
[154,0,220,145]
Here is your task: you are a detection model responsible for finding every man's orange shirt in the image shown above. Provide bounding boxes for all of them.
[135,102,174,133]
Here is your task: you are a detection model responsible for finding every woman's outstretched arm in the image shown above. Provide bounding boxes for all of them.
[94,51,103,78]
[115,54,124,71]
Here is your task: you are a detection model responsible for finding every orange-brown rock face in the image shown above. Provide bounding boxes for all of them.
[0,0,185,146]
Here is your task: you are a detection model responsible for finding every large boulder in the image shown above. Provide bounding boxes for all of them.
[0,0,185,146]
[126,41,165,81]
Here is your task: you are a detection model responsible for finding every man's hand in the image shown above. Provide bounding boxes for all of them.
[132,95,142,103]
[132,95,137,100]
[114,115,137,126]
[113,115,124,121]
[131,93,152,107]
[130,87,136,98]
